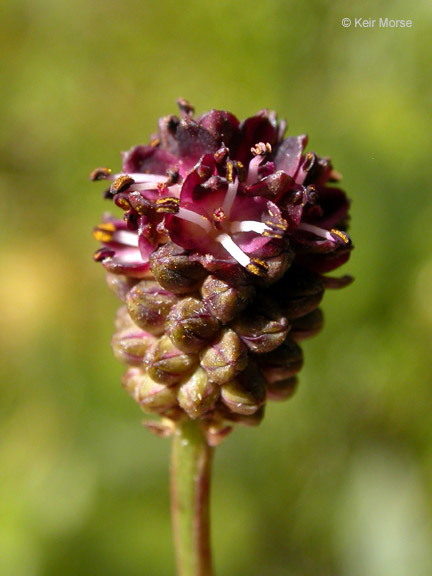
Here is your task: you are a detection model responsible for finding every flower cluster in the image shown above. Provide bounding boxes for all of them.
[92,100,352,444]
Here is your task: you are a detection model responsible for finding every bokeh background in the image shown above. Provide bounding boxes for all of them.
[1,1,431,575]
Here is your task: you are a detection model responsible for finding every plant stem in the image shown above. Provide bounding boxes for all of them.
[171,419,214,576]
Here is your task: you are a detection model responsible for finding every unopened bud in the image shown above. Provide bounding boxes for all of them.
[290,308,324,341]
[271,266,324,319]
[258,244,294,286]
[142,418,175,438]
[122,368,178,414]
[114,305,135,331]
[177,367,220,419]
[111,327,155,366]
[166,297,221,353]
[145,335,197,386]
[150,242,207,295]
[106,273,138,302]
[200,329,248,385]
[126,280,178,336]
[257,338,303,384]
[232,300,289,354]
[220,366,266,415]
[266,376,298,401]
[204,422,233,446]
[220,405,266,426]
[201,274,255,324]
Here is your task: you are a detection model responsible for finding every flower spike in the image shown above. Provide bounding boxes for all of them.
[92,101,353,432]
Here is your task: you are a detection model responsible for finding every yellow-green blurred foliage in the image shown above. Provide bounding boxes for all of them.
[1,1,431,575]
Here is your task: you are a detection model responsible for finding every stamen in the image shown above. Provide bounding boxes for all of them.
[221,179,239,218]
[297,222,335,242]
[230,220,270,235]
[128,182,182,196]
[93,223,115,243]
[298,223,351,246]
[176,208,212,233]
[123,173,166,183]
[155,197,180,214]
[246,258,269,277]
[215,233,251,268]
[177,98,195,116]
[90,167,112,181]
[246,155,263,184]
[251,142,272,156]
[330,229,351,245]
[115,195,132,210]
[110,175,135,195]
[113,230,140,247]
[93,247,114,261]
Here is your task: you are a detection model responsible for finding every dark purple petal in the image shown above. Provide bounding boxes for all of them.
[244,171,294,200]
[197,110,240,148]
[274,135,308,177]
[296,247,352,273]
[304,186,350,229]
[175,119,219,171]
[121,145,178,175]
[231,111,279,165]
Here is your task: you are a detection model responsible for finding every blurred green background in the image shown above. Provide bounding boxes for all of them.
[1,0,431,575]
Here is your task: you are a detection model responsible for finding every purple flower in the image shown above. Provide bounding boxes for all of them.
[92,100,351,281]
[92,100,353,432]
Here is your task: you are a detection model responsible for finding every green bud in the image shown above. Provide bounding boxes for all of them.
[200,329,248,385]
[258,243,294,286]
[232,299,289,354]
[220,366,266,415]
[111,327,155,366]
[177,367,220,419]
[166,297,221,353]
[122,368,178,414]
[149,242,207,295]
[145,335,197,386]
[106,273,138,302]
[114,305,135,331]
[126,280,178,336]
[220,405,265,426]
[201,274,255,324]
[257,338,303,384]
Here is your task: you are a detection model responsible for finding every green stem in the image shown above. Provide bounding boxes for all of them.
[170,419,214,576]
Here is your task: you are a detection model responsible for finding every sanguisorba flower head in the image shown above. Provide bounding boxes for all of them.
[92,99,352,444]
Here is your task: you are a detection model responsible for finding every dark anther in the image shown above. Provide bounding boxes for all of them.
[93,223,115,243]
[110,175,135,195]
[330,229,351,246]
[306,185,318,204]
[166,115,180,133]
[155,197,180,214]
[114,194,132,211]
[214,146,229,165]
[246,258,269,277]
[177,98,195,116]
[166,168,180,185]
[233,161,246,182]
[251,142,272,156]
[303,153,316,173]
[93,247,115,261]
[90,167,111,181]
